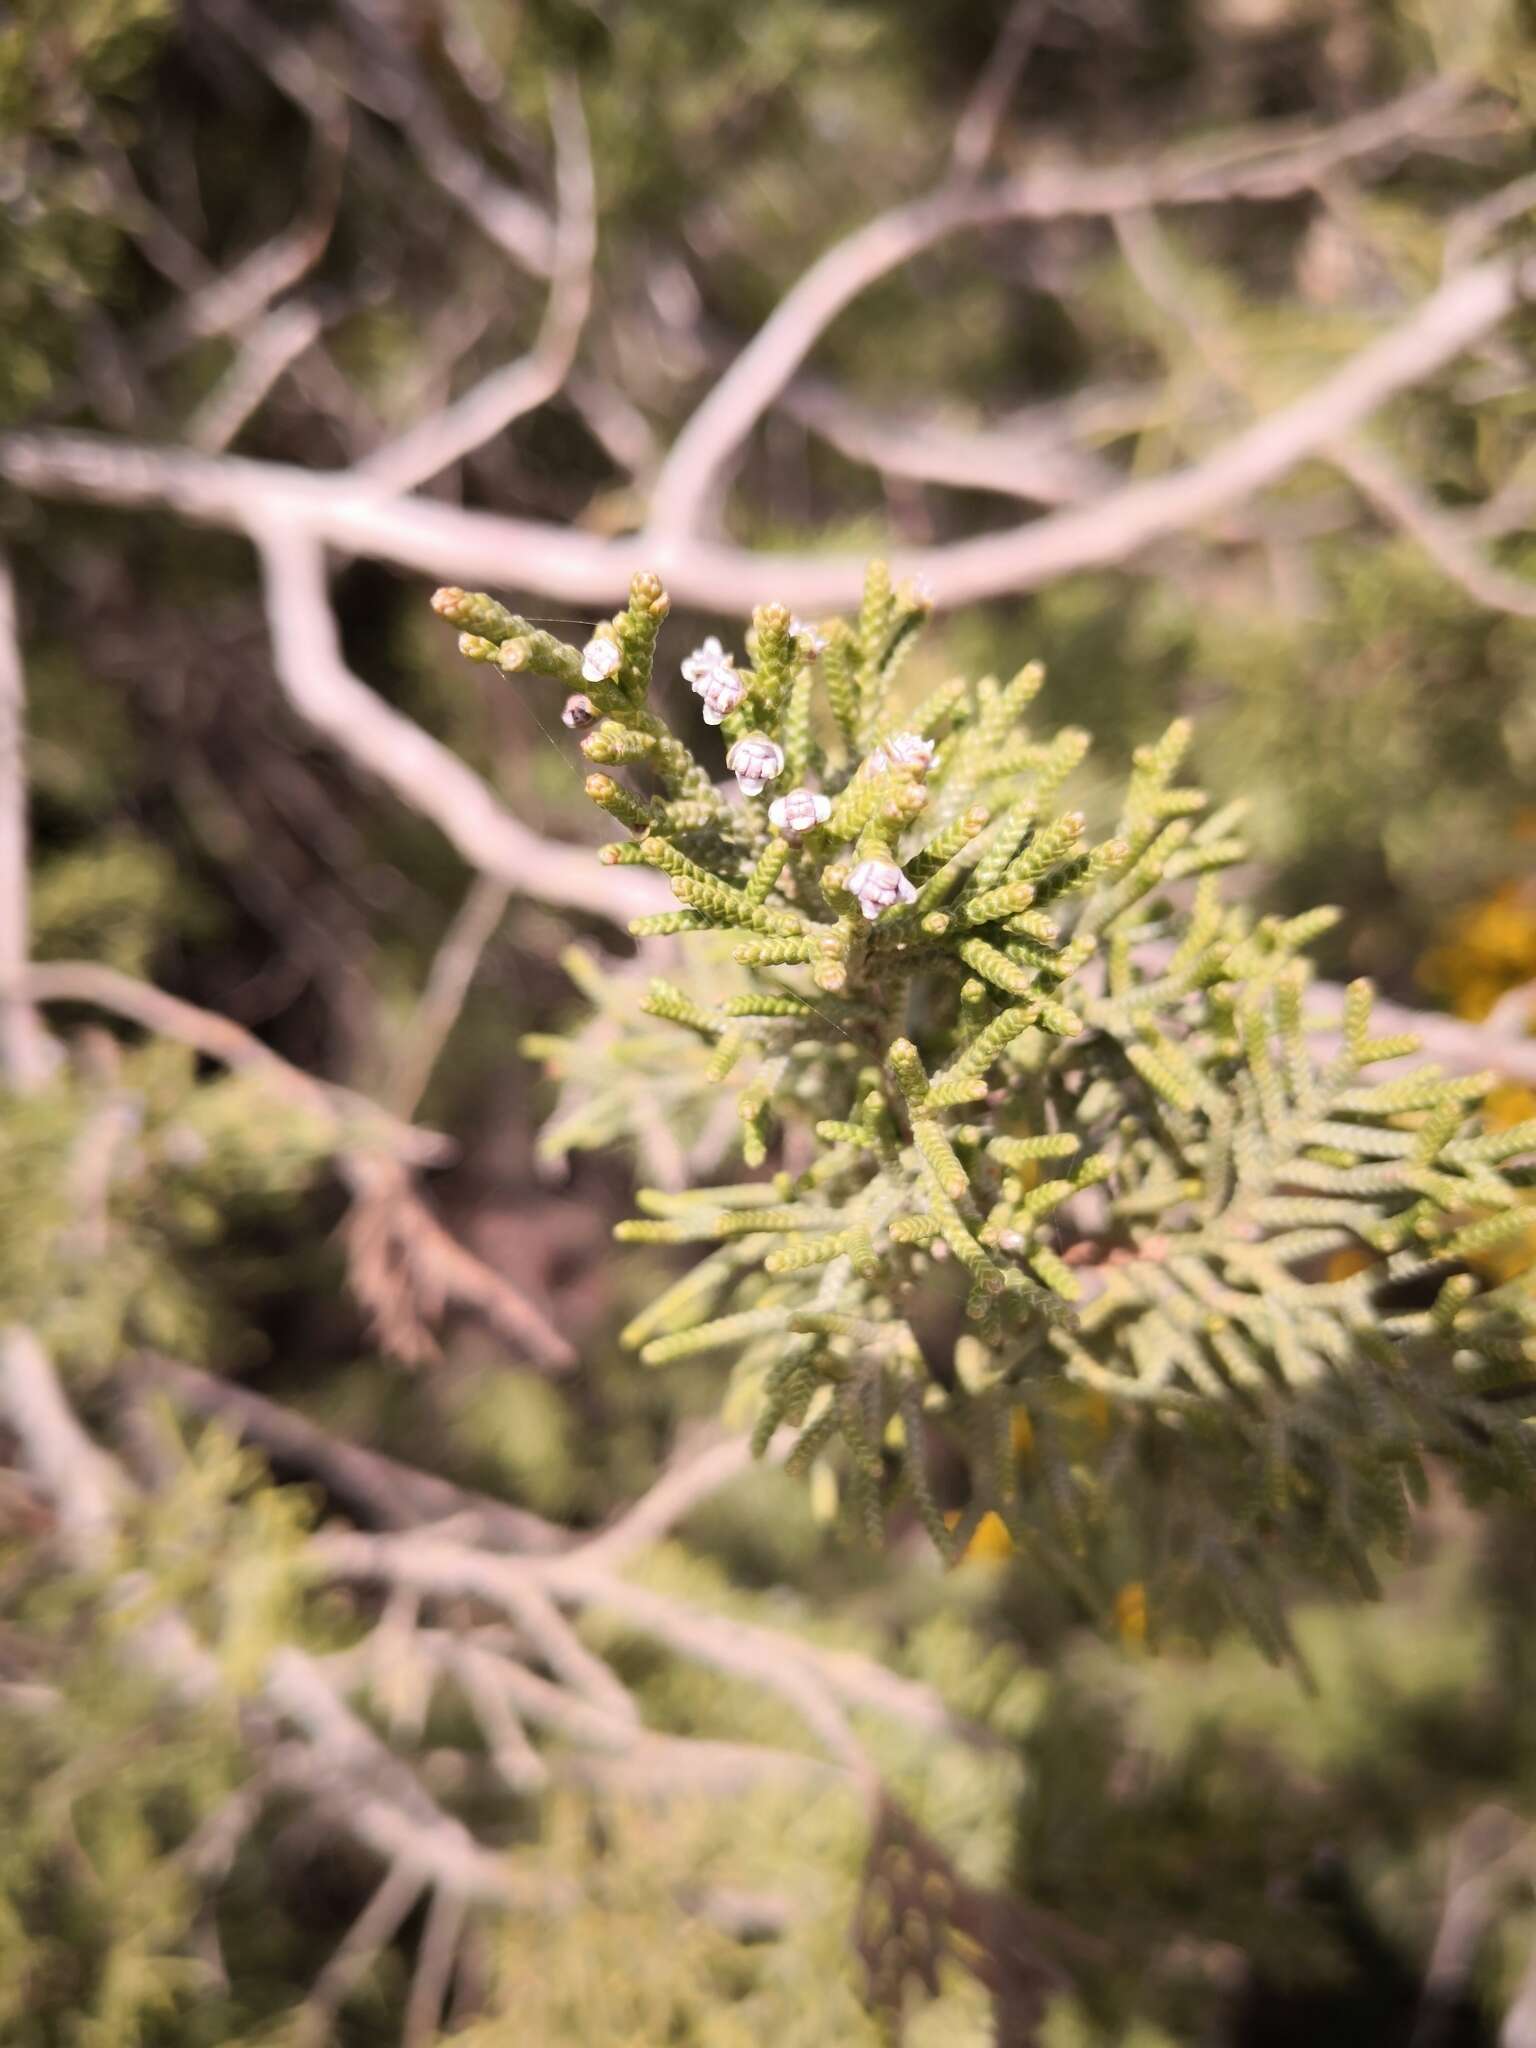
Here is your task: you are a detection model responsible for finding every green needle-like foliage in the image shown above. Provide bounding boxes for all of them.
[440,567,1535,1635]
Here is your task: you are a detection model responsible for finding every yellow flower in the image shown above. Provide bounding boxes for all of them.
[1114,1580,1148,1646]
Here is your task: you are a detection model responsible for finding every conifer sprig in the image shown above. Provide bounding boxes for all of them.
[438,566,1535,1626]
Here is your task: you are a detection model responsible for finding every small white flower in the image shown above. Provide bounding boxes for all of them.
[581,635,622,683]
[789,616,828,657]
[902,574,936,608]
[726,732,785,797]
[696,670,745,725]
[561,692,598,729]
[869,731,936,777]
[847,857,917,921]
[681,636,745,725]
[767,788,832,839]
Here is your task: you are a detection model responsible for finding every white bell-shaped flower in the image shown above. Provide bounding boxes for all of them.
[767,788,832,839]
[682,636,745,725]
[580,635,622,683]
[847,857,918,921]
[726,732,786,797]
[870,730,936,776]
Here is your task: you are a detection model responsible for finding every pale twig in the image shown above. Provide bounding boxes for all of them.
[403,1887,467,2048]
[267,1645,568,1906]
[539,1567,876,1784]
[566,369,661,480]
[188,303,324,453]
[1444,169,1536,273]
[6,241,1528,615]
[295,1862,425,2043]
[405,1630,829,1790]
[1485,978,1536,1038]
[18,959,448,1163]
[0,1327,123,1552]
[315,1525,1000,1760]
[383,874,511,1119]
[647,72,1479,534]
[16,959,571,1367]
[951,0,1045,177]
[0,556,55,1090]
[449,1641,550,1794]
[316,1527,640,1727]
[325,0,555,280]
[341,1151,575,1370]
[783,378,1139,508]
[1410,1806,1530,2048]
[1332,435,1536,620]
[0,1332,571,1955]
[568,1429,782,1575]
[139,1353,571,1554]
[253,525,666,920]
[358,75,595,497]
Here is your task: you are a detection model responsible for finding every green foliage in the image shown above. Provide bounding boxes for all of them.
[0,1044,335,1382]
[0,1415,314,2047]
[459,566,1536,1629]
[0,0,174,420]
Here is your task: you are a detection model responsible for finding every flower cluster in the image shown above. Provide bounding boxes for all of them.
[434,565,1535,1612]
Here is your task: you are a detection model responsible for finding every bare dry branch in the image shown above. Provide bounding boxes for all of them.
[0,1329,570,1927]
[403,1887,467,2048]
[341,1153,574,1371]
[647,72,1481,534]
[269,1644,567,1906]
[140,1353,571,1553]
[18,959,448,1162]
[358,75,596,496]
[316,1523,1002,1763]
[6,240,1528,616]
[13,960,572,1367]
[0,557,55,1090]
[384,875,511,1119]
[254,525,666,919]
[783,378,1138,508]
[567,1430,772,1575]
[951,0,1045,178]
[188,303,325,453]
[1445,169,1536,273]
[0,1327,123,1551]
[295,1862,425,2045]
[1332,434,1536,620]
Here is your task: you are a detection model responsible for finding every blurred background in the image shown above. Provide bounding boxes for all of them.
[1,0,1534,2042]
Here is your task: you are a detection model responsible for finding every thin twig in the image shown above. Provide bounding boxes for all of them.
[568,1430,777,1574]
[403,1887,467,2048]
[253,525,666,919]
[16,961,574,1366]
[358,75,595,496]
[316,1524,1001,1760]
[18,959,448,1163]
[341,1152,575,1370]
[1332,434,1536,620]
[139,1353,571,1553]
[783,377,1139,508]
[188,303,324,453]
[296,1862,424,2043]
[383,874,511,1120]
[647,72,1480,534]
[0,558,55,1090]
[5,241,1528,613]
[951,0,1045,177]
